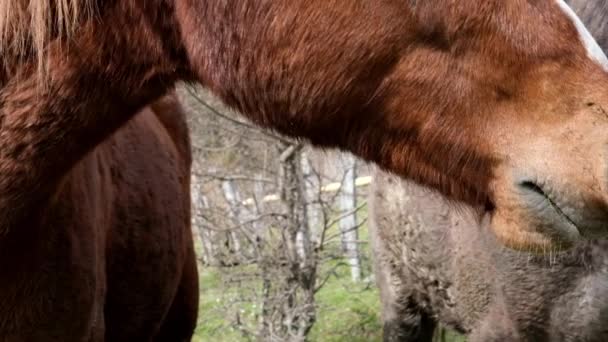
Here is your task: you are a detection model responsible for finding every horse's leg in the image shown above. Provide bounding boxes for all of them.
[153,243,199,342]
[417,313,437,342]
[382,298,436,342]
[468,304,520,342]
[370,204,437,342]
[373,253,436,342]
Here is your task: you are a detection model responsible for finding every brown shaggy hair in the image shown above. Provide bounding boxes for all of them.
[0,0,92,75]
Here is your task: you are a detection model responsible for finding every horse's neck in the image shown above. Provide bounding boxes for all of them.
[178,0,510,205]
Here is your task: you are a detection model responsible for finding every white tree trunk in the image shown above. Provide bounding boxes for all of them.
[300,151,322,253]
[191,178,215,265]
[339,154,361,282]
[221,180,243,255]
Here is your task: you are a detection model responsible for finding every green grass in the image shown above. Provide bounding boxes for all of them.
[308,270,382,342]
[193,263,383,342]
[193,203,466,341]
[193,265,261,341]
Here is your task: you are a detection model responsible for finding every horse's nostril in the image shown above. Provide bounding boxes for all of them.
[519,180,563,215]
[519,181,547,197]
[484,199,495,212]
[517,178,608,241]
[516,179,583,243]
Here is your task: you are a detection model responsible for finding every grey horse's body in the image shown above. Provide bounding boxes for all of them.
[369,170,608,341]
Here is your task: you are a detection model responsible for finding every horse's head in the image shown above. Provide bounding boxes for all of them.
[347,0,608,252]
[344,0,608,252]
[461,0,608,251]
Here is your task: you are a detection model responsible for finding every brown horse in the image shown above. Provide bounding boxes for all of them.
[1,0,608,338]
[0,90,198,341]
[1,0,607,252]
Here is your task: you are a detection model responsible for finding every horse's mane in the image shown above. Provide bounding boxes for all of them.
[0,0,92,73]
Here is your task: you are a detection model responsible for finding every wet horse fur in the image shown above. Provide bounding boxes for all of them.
[0,92,199,341]
[369,170,608,342]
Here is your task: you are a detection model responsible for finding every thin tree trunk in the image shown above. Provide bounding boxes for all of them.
[300,151,322,248]
[198,194,216,265]
[221,180,243,256]
[192,180,215,265]
[277,144,316,341]
[339,154,361,282]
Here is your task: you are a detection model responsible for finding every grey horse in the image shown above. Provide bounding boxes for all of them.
[370,170,608,341]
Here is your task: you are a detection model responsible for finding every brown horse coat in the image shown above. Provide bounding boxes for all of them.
[2,0,608,253]
[0,92,198,341]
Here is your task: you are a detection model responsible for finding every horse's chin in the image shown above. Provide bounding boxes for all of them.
[491,224,577,254]
[486,158,608,253]
[488,181,585,253]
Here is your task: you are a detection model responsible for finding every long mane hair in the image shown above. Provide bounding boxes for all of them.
[0,0,92,73]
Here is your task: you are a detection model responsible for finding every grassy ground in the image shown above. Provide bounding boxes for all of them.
[194,206,466,341]
[194,262,466,341]
[194,264,383,341]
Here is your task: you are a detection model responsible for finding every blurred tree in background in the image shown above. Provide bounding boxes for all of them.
[178,84,462,342]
